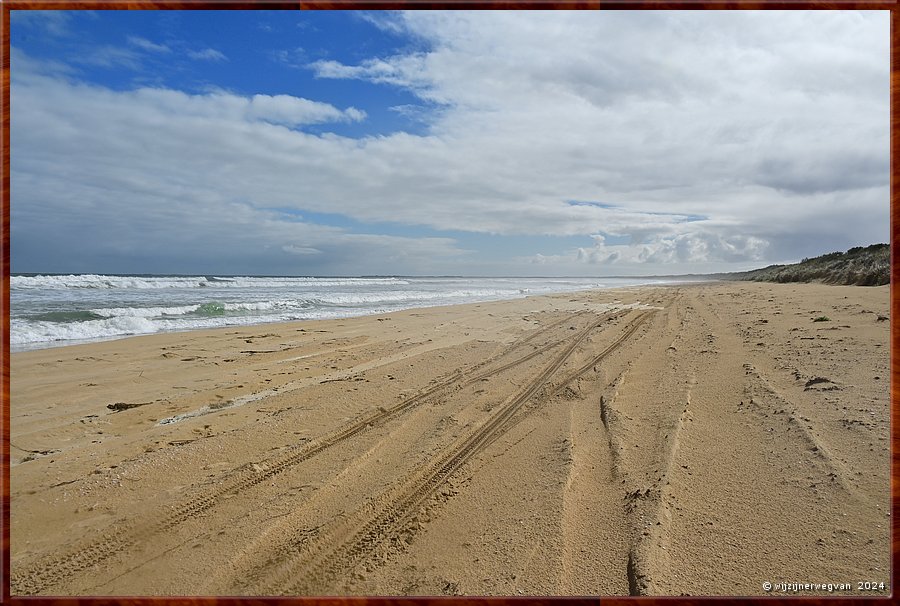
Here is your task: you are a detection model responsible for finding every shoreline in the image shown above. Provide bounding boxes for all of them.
[11,288,595,354]
[11,279,709,354]
[10,281,890,596]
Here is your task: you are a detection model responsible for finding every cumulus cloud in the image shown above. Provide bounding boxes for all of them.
[11,54,467,274]
[303,10,888,267]
[30,82,366,129]
[10,10,890,274]
[243,93,366,126]
[310,54,433,93]
[576,231,769,266]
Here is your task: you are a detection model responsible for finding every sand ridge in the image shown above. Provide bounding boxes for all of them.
[9,283,890,596]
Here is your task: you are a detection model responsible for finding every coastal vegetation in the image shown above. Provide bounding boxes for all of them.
[728,243,889,286]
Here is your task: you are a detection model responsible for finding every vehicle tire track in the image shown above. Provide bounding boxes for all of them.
[624,374,695,596]
[555,311,655,390]
[247,312,653,595]
[10,310,603,595]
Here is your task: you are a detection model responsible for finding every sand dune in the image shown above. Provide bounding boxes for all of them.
[9,282,890,596]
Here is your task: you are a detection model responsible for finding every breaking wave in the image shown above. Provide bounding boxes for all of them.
[11,274,411,290]
[10,274,662,350]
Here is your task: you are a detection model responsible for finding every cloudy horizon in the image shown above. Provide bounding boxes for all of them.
[10,10,890,277]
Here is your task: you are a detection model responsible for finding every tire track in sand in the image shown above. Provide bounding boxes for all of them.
[554,310,659,595]
[237,312,653,595]
[584,294,695,595]
[623,375,695,595]
[10,310,603,595]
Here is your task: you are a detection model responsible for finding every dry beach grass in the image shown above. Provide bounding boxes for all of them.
[9,282,891,596]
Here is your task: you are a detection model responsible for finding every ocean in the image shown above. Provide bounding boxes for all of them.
[10,274,677,352]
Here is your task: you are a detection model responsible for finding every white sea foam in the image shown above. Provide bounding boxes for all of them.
[10,316,159,345]
[222,300,313,311]
[12,274,210,290]
[11,274,411,290]
[308,288,521,307]
[10,274,661,350]
[90,304,205,318]
[10,306,403,347]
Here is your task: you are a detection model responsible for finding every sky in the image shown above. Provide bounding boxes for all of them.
[9,10,890,277]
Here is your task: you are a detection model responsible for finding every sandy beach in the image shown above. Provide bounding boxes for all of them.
[9,282,890,596]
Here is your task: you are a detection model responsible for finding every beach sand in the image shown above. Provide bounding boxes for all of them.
[9,282,891,596]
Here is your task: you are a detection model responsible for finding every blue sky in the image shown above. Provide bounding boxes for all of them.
[10,10,890,276]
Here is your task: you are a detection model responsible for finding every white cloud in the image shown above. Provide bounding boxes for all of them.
[575,231,769,266]
[10,11,890,274]
[10,10,71,36]
[11,53,463,274]
[189,48,227,62]
[304,11,888,262]
[310,54,433,93]
[283,245,322,256]
[9,47,73,79]
[73,45,143,70]
[271,47,306,68]
[354,11,407,35]
[127,36,171,54]
[245,93,366,126]
[69,86,366,128]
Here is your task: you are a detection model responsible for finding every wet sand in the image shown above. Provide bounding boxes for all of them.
[9,282,891,596]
